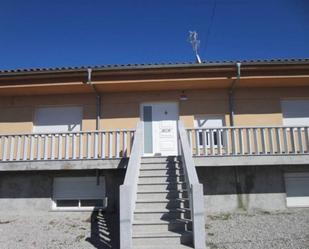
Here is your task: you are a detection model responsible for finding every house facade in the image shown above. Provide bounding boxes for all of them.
[0,59,309,248]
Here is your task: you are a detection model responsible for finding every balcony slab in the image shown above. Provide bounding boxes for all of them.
[194,154,309,167]
[0,159,128,171]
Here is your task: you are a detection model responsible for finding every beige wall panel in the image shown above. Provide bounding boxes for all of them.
[232,87,309,126]
[1,87,309,134]
[234,114,283,126]
[0,94,97,133]
[180,116,194,128]
[100,89,229,129]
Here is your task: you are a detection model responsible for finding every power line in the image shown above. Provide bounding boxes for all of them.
[204,0,217,55]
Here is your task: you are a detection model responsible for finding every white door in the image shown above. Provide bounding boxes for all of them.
[285,172,309,207]
[142,102,178,156]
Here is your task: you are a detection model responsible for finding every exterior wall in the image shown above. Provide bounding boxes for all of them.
[1,165,308,214]
[1,86,309,133]
[0,94,97,133]
[0,169,125,213]
[101,86,309,128]
[197,165,309,214]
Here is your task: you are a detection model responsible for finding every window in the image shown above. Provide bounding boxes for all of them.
[285,172,309,207]
[52,177,106,210]
[34,106,82,133]
[194,115,224,147]
[281,100,309,126]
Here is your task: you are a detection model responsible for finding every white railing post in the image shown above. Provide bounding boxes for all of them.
[101,132,106,159]
[23,135,28,160]
[51,135,55,160]
[283,127,288,153]
[123,131,127,157]
[2,136,8,161]
[268,128,274,154]
[297,127,304,154]
[195,129,200,156]
[116,130,120,158]
[86,133,91,159]
[305,127,309,153]
[72,134,77,160]
[79,133,83,159]
[44,135,48,160]
[58,135,62,160]
[261,128,266,154]
[65,134,69,159]
[218,129,222,155]
[94,132,98,159]
[246,128,252,155]
[290,128,296,154]
[9,136,15,161]
[109,132,113,158]
[276,128,282,154]
[17,135,22,160]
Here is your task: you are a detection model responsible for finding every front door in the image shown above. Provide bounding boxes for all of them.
[141,102,179,156]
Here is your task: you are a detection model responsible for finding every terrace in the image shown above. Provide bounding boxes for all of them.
[1,124,309,170]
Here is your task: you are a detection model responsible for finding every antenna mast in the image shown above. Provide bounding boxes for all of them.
[188,31,202,64]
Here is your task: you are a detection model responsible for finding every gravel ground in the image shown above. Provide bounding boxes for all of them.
[206,208,309,249]
[0,211,117,249]
[0,208,308,249]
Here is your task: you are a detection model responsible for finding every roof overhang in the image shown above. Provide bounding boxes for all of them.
[0,60,309,96]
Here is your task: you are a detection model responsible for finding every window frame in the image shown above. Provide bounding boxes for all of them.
[52,198,106,211]
[194,115,225,149]
[33,105,83,133]
[52,176,106,211]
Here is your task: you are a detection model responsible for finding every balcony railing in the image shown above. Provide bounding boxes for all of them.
[187,126,309,157]
[0,129,135,162]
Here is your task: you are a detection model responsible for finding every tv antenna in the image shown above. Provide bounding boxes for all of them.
[188,31,202,64]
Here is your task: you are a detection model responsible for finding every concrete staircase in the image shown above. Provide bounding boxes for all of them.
[132,156,193,249]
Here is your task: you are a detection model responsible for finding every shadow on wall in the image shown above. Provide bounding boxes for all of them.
[86,209,119,249]
[196,166,286,195]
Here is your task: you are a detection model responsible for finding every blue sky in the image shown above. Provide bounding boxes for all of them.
[0,0,308,69]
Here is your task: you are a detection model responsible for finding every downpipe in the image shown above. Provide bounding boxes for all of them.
[86,68,101,130]
[228,63,244,208]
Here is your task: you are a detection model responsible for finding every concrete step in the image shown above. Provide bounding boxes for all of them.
[136,198,189,210]
[134,208,190,220]
[140,163,182,170]
[138,175,185,184]
[132,231,193,247]
[141,162,182,168]
[137,182,186,192]
[133,219,189,233]
[141,157,178,164]
[137,189,188,199]
[133,245,193,249]
[139,169,184,177]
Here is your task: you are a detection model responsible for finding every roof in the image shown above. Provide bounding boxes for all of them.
[0,58,309,76]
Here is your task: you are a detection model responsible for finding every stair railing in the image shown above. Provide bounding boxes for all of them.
[178,121,206,249]
[119,121,143,249]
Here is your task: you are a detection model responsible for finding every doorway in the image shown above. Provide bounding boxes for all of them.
[141,102,179,156]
